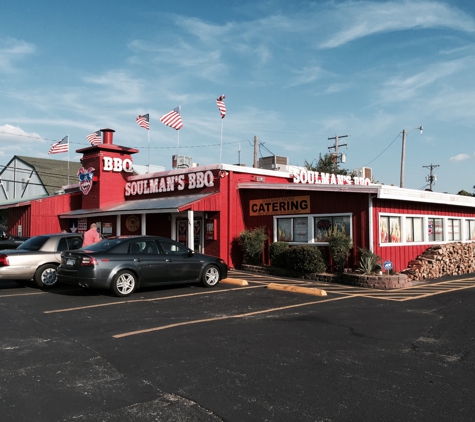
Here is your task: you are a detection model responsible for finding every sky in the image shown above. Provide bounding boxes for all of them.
[1,0,475,194]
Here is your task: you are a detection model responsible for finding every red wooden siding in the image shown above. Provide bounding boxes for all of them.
[372,198,475,272]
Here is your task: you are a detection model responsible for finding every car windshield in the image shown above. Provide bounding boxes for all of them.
[17,236,48,251]
[80,238,124,252]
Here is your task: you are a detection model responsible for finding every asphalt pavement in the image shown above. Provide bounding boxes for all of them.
[1,271,475,421]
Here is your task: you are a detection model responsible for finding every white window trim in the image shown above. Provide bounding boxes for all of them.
[273,213,353,245]
[379,212,472,246]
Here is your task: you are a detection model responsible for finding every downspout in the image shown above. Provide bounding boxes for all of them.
[368,193,374,252]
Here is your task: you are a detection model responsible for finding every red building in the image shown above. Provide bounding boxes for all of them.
[3,129,475,272]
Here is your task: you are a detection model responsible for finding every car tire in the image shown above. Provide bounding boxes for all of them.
[202,265,220,287]
[111,270,137,297]
[35,264,59,289]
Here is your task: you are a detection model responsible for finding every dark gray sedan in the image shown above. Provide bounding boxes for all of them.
[58,236,228,297]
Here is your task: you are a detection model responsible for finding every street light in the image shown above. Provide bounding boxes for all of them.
[400,126,423,188]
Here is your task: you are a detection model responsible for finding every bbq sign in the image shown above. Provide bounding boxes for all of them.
[250,196,310,216]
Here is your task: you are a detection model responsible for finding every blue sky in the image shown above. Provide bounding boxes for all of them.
[1,0,475,194]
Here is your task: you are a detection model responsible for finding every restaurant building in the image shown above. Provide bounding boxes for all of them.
[3,128,475,272]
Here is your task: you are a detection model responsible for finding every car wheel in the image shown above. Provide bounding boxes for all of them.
[35,264,59,289]
[112,270,137,297]
[202,265,220,287]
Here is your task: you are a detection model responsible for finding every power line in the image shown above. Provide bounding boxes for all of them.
[363,133,401,167]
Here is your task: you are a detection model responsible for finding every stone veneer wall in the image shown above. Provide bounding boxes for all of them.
[239,264,411,290]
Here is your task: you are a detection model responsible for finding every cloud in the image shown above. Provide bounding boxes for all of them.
[0,38,35,72]
[287,65,328,87]
[82,71,146,104]
[0,124,43,146]
[319,1,475,49]
[449,153,471,162]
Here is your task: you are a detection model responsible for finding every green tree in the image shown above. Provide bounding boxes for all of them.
[305,153,354,176]
[457,190,474,197]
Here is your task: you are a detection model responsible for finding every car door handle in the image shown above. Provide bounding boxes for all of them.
[133,258,141,262]
[165,259,172,262]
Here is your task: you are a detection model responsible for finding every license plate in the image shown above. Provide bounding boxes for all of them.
[66,258,75,266]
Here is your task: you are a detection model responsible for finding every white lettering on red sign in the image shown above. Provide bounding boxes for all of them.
[292,169,371,186]
[103,157,134,173]
[125,170,214,197]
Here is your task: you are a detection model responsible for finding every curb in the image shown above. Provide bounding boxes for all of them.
[221,278,249,286]
[267,283,327,296]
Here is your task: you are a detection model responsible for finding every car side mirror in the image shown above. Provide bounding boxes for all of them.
[187,249,195,257]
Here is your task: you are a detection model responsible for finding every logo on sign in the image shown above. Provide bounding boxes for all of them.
[383,260,393,271]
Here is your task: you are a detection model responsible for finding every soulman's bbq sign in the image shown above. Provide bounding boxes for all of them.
[250,196,310,216]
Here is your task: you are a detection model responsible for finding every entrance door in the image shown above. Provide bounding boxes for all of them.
[176,218,202,252]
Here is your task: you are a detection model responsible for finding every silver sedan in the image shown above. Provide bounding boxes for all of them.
[0,233,83,288]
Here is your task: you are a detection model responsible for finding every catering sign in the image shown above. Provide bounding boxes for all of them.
[250,196,310,216]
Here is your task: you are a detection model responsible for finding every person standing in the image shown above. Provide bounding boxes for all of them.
[82,223,101,247]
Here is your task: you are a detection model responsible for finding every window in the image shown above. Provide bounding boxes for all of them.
[380,216,401,243]
[277,217,308,242]
[160,240,189,254]
[314,216,350,242]
[405,217,423,242]
[275,214,351,244]
[465,220,475,241]
[428,218,443,241]
[447,219,461,241]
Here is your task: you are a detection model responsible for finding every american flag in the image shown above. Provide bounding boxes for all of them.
[160,107,183,130]
[49,136,69,154]
[86,130,101,146]
[136,113,149,130]
[216,95,226,119]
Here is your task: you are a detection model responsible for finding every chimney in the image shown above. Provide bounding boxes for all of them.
[101,128,115,145]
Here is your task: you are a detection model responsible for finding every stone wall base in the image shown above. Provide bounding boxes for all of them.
[238,264,411,290]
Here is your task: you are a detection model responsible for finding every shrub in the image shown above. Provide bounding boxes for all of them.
[285,246,326,274]
[328,232,353,273]
[356,248,382,274]
[238,226,267,265]
[270,242,289,268]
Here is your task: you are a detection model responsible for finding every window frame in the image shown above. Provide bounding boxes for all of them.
[274,213,352,245]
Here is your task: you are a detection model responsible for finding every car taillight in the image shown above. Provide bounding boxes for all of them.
[81,257,99,267]
[0,254,9,267]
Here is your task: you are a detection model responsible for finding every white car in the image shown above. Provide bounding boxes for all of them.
[0,233,83,288]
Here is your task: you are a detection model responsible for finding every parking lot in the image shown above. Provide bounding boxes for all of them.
[1,270,475,421]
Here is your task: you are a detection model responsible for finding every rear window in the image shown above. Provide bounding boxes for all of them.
[17,236,48,251]
[80,238,124,252]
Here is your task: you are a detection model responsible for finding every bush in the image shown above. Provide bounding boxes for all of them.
[270,242,289,268]
[356,248,382,274]
[328,232,353,273]
[285,246,326,274]
[238,226,267,265]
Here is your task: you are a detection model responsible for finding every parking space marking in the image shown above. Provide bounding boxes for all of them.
[0,291,46,298]
[113,295,353,338]
[44,285,264,314]
[231,270,475,301]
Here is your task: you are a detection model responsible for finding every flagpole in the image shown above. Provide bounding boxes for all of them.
[148,129,150,173]
[219,119,224,163]
[67,135,70,185]
[176,130,180,158]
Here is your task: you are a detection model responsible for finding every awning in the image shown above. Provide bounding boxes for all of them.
[59,192,218,219]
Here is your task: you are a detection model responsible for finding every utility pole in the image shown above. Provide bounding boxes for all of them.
[328,134,348,173]
[423,163,439,191]
[253,136,258,168]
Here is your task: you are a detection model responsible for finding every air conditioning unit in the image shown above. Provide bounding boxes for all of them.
[172,155,192,168]
[357,167,372,180]
[259,156,289,171]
